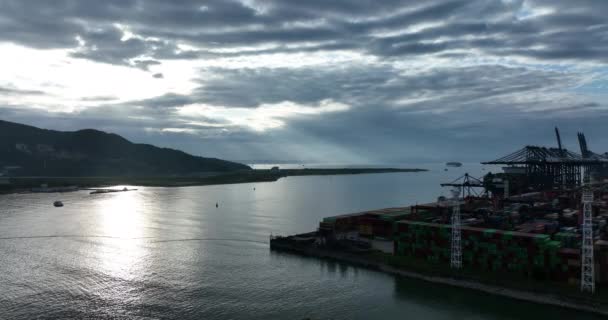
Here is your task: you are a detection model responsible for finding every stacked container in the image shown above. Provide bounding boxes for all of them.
[394,220,581,282]
[321,207,411,239]
[597,240,608,284]
[358,208,411,239]
[553,232,580,249]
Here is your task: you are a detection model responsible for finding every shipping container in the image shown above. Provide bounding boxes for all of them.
[394,220,582,282]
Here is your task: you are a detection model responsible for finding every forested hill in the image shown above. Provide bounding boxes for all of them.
[0,119,250,176]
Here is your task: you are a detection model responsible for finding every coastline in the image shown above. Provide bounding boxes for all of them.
[270,237,608,317]
[0,168,427,194]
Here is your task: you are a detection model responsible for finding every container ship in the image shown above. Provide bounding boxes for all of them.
[446,162,463,167]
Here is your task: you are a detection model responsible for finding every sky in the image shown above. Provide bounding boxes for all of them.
[0,0,607,163]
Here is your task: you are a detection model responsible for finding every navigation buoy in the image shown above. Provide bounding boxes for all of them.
[216,202,218,208]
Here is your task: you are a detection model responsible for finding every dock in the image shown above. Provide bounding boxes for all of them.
[269,233,607,316]
[270,128,608,316]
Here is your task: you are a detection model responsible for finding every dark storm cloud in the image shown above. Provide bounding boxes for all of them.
[69,27,173,68]
[135,60,162,71]
[0,86,45,96]
[0,1,84,48]
[133,93,197,109]
[70,28,147,66]
[192,66,397,108]
[79,96,118,102]
[136,64,576,113]
[0,0,606,64]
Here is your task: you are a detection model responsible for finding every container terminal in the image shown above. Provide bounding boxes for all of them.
[270,128,608,313]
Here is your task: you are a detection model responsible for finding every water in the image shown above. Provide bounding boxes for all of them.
[0,164,602,319]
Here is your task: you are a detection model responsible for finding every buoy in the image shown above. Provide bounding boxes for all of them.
[216,202,218,208]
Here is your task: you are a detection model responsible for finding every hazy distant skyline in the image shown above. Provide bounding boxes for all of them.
[1,1,607,163]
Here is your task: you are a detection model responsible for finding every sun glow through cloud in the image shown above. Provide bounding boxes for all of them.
[177,99,350,132]
[0,43,197,111]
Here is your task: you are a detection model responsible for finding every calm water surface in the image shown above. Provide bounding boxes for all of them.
[0,164,602,319]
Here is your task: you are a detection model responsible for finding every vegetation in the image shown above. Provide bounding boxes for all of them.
[0,119,250,176]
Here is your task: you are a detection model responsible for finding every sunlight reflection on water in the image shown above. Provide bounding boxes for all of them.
[93,192,149,282]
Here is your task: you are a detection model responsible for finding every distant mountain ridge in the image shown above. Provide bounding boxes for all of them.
[0,119,251,176]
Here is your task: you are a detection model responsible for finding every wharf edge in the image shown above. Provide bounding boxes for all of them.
[270,235,608,317]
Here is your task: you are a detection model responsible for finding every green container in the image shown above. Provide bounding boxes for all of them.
[483,229,497,238]
[535,234,551,243]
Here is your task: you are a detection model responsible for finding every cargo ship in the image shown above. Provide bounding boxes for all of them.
[446,162,462,167]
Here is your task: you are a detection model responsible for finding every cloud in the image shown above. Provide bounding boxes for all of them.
[0,0,607,162]
[0,86,45,96]
[177,99,350,132]
[0,1,606,64]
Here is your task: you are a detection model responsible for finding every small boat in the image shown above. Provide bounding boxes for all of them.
[446,162,463,167]
[53,201,63,207]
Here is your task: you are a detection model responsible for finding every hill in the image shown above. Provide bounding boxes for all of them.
[0,119,251,176]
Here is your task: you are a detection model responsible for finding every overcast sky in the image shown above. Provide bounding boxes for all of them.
[1,0,607,163]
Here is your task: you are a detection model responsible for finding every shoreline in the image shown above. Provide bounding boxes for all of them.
[0,168,427,195]
[270,238,608,317]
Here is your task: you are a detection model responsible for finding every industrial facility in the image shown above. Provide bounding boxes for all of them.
[272,128,608,294]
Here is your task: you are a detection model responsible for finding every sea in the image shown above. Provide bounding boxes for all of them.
[0,163,603,319]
